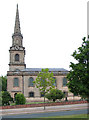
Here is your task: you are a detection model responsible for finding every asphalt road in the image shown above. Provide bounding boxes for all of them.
[2,109,88,118]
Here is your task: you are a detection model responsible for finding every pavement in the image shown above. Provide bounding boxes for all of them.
[0,103,88,116]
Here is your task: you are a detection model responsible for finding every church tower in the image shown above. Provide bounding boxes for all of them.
[9,4,26,71]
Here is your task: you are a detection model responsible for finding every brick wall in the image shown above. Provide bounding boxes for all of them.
[0,100,87,109]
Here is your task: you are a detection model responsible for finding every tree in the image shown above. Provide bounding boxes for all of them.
[0,76,7,91]
[34,68,55,110]
[2,91,13,105]
[67,37,89,100]
[45,89,64,102]
[15,93,26,105]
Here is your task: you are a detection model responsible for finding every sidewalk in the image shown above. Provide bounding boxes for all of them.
[0,103,88,116]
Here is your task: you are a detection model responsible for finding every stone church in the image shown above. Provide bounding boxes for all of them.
[7,5,74,101]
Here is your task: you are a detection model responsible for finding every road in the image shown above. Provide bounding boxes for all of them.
[1,103,88,118]
[2,109,88,118]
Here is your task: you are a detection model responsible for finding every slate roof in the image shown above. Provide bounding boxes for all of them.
[21,68,68,72]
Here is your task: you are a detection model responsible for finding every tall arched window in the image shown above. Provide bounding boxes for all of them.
[63,77,67,86]
[29,92,34,97]
[15,54,19,61]
[13,78,19,87]
[28,77,34,87]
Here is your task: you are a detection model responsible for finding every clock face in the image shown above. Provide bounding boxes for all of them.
[15,45,19,50]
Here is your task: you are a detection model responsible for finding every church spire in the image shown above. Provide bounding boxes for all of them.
[12,4,23,46]
[12,4,23,39]
[14,4,21,34]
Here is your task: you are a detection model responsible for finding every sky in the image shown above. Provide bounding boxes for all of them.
[0,0,88,76]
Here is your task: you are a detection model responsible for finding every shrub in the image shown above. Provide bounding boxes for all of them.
[2,91,13,106]
[45,89,65,102]
[15,93,26,105]
[0,76,7,91]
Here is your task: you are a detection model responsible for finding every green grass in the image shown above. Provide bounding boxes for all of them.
[3,114,89,120]
[26,101,46,104]
[44,114,89,118]
[10,101,47,106]
[10,101,55,106]
[10,99,84,106]
[7,115,89,120]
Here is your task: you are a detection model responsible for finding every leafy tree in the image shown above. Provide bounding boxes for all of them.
[45,89,64,102]
[15,93,26,105]
[0,76,7,91]
[2,91,13,105]
[34,68,55,110]
[67,37,89,100]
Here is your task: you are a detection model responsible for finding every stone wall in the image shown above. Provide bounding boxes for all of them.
[0,100,87,109]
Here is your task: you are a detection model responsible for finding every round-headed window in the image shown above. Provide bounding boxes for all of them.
[13,78,19,87]
[15,54,19,61]
[29,92,34,97]
[63,77,67,86]
[28,77,34,87]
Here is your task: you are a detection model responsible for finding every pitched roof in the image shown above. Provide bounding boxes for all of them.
[21,68,68,72]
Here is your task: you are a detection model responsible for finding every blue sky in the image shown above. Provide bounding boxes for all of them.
[0,0,87,76]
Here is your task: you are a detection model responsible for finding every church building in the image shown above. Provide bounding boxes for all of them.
[7,5,72,102]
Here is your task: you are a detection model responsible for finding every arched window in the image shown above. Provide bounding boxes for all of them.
[13,78,19,87]
[29,92,34,97]
[28,77,34,87]
[15,54,19,61]
[63,77,67,86]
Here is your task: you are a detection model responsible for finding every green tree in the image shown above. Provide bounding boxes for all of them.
[0,76,7,91]
[67,37,89,100]
[15,93,26,105]
[2,91,13,105]
[34,68,55,110]
[45,89,64,102]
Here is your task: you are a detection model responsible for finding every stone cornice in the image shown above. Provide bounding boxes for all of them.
[7,71,68,76]
[9,63,26,66]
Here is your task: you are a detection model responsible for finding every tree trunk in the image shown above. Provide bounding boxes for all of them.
[44,92,45,110]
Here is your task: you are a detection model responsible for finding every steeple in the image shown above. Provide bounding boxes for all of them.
[12,4,23,39]
[9,4,26,71]
[12,4,23,47]
[14,4,21,34]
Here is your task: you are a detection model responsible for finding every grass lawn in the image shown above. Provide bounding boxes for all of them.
[5,115,89,120]
[10,101,48,105]
[44,114,89,118]
[10,101,56,105]
[3,114,89,120]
